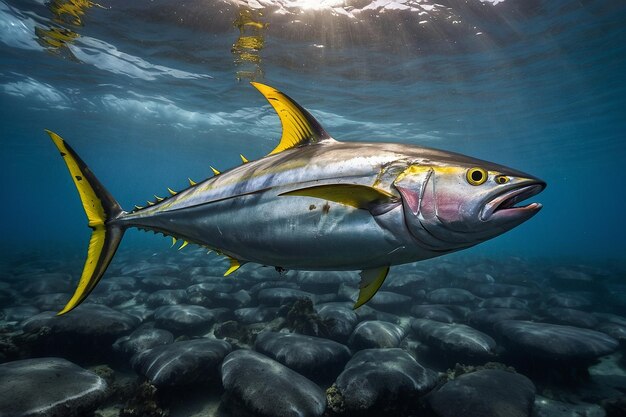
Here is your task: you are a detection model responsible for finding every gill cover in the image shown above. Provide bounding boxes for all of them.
[46,130,125,315]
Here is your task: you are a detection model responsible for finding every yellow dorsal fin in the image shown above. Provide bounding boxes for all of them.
[250,82,333,155]
[240,154,249,164]
[279,184,398,210]
[224,257,243,276]
[167,187,177,196]
[188,178,197,186]
[210,166,221,176]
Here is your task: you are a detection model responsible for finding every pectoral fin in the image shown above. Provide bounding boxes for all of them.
[279,184,398,211]
[354,266,390,309]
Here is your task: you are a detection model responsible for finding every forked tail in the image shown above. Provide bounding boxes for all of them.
[46,130,126,315]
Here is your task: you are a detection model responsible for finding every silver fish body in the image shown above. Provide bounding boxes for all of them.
[46,83,545,314]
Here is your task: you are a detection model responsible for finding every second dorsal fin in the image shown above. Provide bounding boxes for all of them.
[251,82,333,155]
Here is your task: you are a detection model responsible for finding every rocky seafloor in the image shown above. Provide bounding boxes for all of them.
[1,248,625,417]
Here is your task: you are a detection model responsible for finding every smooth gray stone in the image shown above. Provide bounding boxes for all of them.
[411,305,463,323]
[2,306,39,322]
[234,306,278,324]
[296,271,356,294]
[257,288,315,306]
[542,307,599,328]
[316,303,358,342]
[209,289,251,309]
[132,338,231,386]
[187,282,234,296]
[367,291,412,314]
[94,276,137,293]
[22,304,139,337]
[532,395,606,417]
[221,350,326,417]
[140,275,184,290]
[20,273,71,295]
[118,304,154,322]
[479,297,529,310]
[546,293,593,309]
[93,290,134,306]
[146,289,188,307]
[255,331,351,381]
[113,327,174,357]
[426,288,477,305]
[495,320,619,360]
[348,320,406,350]
[335,348,438,411]
[471,283,538,299]
[412,319,496,358]
[468,308,532,332]
[383,273,427,293]
[0,357,107,417]
[153,304,216,334]
[31,293,71,311]
[428,369,535,417]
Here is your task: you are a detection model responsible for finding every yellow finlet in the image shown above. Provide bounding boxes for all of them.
[250,82,332,155]
[134,205,143,210]
[240,154,249,164]
[171,237,177,247]
[147,201,155,206]
[210,166,221,176]
[178,240,189,250]
[154,195,164,202]
[188,178,197,186]
[224,257,242,276]
[354,266,390,309]
[167,187,177,196]
[280,184,397,210]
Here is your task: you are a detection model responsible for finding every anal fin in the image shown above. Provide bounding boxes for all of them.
[354,266,390,309]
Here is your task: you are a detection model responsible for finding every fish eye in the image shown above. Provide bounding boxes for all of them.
[466,167,487,186]
[495,175,510,184]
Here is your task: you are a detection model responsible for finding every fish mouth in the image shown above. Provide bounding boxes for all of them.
[481,181,546,221]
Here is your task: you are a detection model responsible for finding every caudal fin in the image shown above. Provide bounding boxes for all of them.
[46,130,125,315]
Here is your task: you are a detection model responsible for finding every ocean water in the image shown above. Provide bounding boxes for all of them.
[1,0,625,416]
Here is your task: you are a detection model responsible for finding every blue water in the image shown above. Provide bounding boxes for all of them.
[2,0,624,263]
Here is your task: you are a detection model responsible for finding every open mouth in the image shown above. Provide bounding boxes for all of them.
[481,182,546,221]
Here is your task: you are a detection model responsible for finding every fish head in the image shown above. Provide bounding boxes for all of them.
[393,156,546,251]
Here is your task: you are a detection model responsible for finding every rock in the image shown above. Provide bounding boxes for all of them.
[208,289,252,309]
[132,338,231,387]
[412,319,496,359]
[20,273,71,295]
[495,320,619,361]
[186,282,234,296]
[280,298,334,338]
[31,293,71,311]
[479,297,529,310]
[428,369,535,417]
[257,288,316,306]
[471,283,538,299]
[382,273,427,294]
[146,289,187,307]
[119,304,154,322]
[598,323,626,347]
[316,303,358,342]
[255,331,351,382]
[140,275,184,290]
[348,320,406,350]
[468,308,532,332]
[2,306,39,322]
[113,327,174,358]
[0,357,107,417]
[547,293,593,309]
[542,307,600,328]
[94,276,137,293]
[296,271,356,294]
[234,306,278,324]
[411,305,466,323]
[93,290,135,307]
[221,350,326,417]
[21,304,139,360]
[426,288,477,305]
[367,291,412,314]
[153,304,216,334]
[331,348,437,413]
[532,395,605,417]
